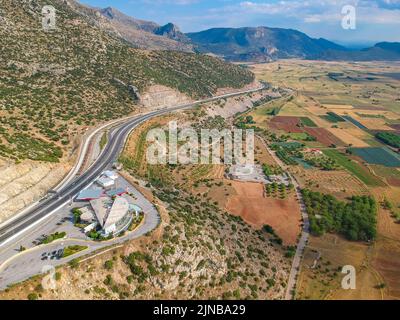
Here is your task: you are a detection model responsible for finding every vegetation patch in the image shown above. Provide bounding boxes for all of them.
[39,232,66,245]
[321,112,345,123]
[302,189,377,241]
[300,117,317,127]
[375,132,400,148]
[62,245,88,258]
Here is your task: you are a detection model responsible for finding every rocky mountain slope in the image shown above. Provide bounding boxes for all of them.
[0,0,254,163]
[66,3,400,62]
[187,27,400,62]
[187,27,347,62]
[73,4,193,52]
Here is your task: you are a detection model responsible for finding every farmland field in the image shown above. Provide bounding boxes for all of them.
[251,60,400,299]
[323,149,384,186]
[342,116,369,130]
[321,112,345,123]
[269,116,303,133]
[370,165,400,186]
[300,117,317,127]
[303,127,345,146]
[326,128,370,147]
[351,147,400,167]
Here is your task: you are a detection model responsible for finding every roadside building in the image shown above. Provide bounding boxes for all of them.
[96,176,115,188]
[103,196,131,235]
[106,188,128,198]
[103,170,119,180]
[89,196,132,236]
[76,189,103,201]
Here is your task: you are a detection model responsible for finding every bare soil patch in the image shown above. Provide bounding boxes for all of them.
[225,181,301,245]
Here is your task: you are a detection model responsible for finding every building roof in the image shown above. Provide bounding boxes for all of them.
[76,189,104,201]
[103,170,118,180]
[90,197,112,227]
[106,188,127,197]
[103,196,129,230]
[97,177,115,187]
[79,206,94,221]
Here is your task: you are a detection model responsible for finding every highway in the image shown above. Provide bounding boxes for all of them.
[0,85,266,247]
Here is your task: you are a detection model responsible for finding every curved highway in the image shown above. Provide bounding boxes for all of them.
[0,85,266,246]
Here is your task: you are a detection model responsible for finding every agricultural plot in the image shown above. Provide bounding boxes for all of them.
[326,128,370,147]
[390,124,400,132]
[342,116,369,130]
[269,116,346,146]
[304,127,345,147]
[300,117,317,127]
[355,117,394,131]
[292,166,368,199]
[323,149,384,186]
[269,116,303,133]
[351,147,400,167]
[321,112,345,123]
[370,165,400,187]
[300,117,317,128]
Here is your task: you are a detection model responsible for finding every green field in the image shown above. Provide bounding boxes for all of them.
[322,149,384,186]
[300,117,317,127]
[351,147,400,167]
[321,112,345,123]
[287,132,311,140]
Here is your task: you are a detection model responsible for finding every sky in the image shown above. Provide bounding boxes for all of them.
[80,0,400,47]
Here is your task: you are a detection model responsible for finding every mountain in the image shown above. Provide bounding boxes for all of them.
[70,4,193,52]
[186,27,400,62]
[154,22,191,44]
[67,4,400,62]
[186,27,347,62]
[313,42,400,61]
[0,0,254,163]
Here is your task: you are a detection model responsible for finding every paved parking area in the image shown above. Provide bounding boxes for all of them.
[0,175,160,289]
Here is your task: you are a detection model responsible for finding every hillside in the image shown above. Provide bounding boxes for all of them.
[75,4,194,52]
[187,27,347,62]
[0,0,254,163]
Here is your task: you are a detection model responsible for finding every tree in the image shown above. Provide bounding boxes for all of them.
[27,293,38,300]
[104,260,114,270]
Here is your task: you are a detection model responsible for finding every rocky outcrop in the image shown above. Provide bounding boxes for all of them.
[0,160,69,224]
[205,88,281,119]
[140,85,192,110]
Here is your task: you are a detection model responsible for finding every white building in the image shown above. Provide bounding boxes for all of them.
[97,177,115,188]
[103,170,119,180]
[89,196,132,236]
